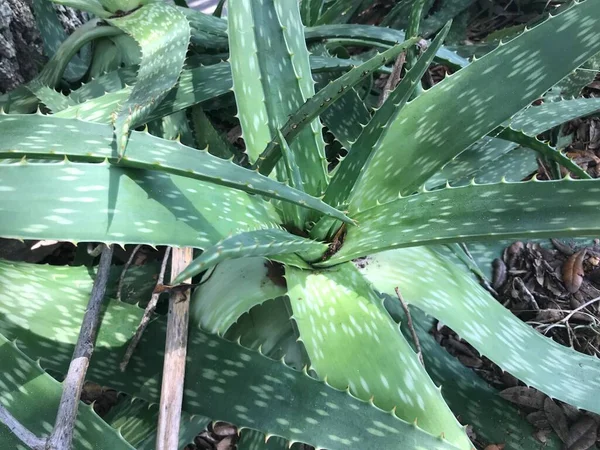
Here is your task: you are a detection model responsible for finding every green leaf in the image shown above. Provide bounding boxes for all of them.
[70,67,138,104]
[323,178,600,265]
[172,229,327,284]
[277,131,308,229]
[0,334,134,450]
[33,0,95,80]
[237,429,290,449]
[228,0,328,197]
[0,260,460,450]
[324,23,450,208]
[300,0,323,26]
[392,308,562,450]
[0,114,350,223]
[103,397,210,449]
[347,1,600,212]
[26,85,76,112]
[0,160,282,247]
[286,263,473,450]
[315,0,363,25]
[51,0,112,17]
[191,258,286,334]
[497,127,590,179]
[420,0,476,37]
[190,106,235,160]
[357,245,600,416]
[254,40,419,177]
[106,2,190,155]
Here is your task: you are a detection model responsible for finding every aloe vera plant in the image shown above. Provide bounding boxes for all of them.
[1,0,600,449]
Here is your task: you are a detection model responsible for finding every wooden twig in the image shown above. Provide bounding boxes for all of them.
[120,247,171,372]
[47,244,114,449]
[378,52,406,107]
[0,404,46,450]
[394,287,424,367]
[156,247,193,450]
[116,244,143,300]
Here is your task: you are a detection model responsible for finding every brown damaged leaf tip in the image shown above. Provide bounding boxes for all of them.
[562,249,587,293]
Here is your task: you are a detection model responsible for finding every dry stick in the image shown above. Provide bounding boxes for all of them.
[47,244,114,450]
[394,287,424,367]
[0,404,46,450]
[156,247,193,450]
[377,52,406,107]
[120,246,171,372]
[542,295,600,334]
[116,244,143,301]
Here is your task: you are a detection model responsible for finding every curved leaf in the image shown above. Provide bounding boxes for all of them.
[348,1,600,212]
[324,179,600,265]
[0,114,350,223]
[173,229,327,283]
[0,160,282,247]
[106,2,190,155]
[286,263,473,450]
[357,246,600,415]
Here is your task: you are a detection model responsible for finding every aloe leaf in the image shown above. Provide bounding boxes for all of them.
[391,307,562,450]
[238,429,290,449]
[106,2,190,155]
[147,109,194,147]
[26,85,76,112]
[191,106,235,160]
[103,397,210,449]
[172,229,327,284]
[467,146,538,185]
[32,0,94,80]
[254,40,418,177]
[0,114,350,222]
[323,178,600,265]
[0,334,134,450]
[0,260,460,450]
[228,0,328,197]
[70,67,138,104]
[276,131,309,229]
[315,0,363,25]
[419,0,476,37]
[305,24,469,68]
[50,0,111,17]
[191,258,286,334]
[286,263,473,450]
[0,160,283,247]
[300,0,323,26]
[347,2,600,212]
[324,23,450,207]
[497,127,590,179]
[357,245,600,415]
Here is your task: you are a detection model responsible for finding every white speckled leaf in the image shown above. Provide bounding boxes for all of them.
[0,161,281,247]
[286,263,473,450]
[228,0,328,197]
[348,2,600,211]
[325,179,600,265]
[357,246,600,415]
[0,334,134,450]
[0,260,459,450]
[0,114,350,222]
[172,229,328,283]
[237,429,290,450]
[107,2,190,155]
[325,24,450,207]
[191,258,286,335]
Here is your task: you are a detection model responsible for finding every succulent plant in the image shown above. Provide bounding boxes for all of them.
[1,0,600,449]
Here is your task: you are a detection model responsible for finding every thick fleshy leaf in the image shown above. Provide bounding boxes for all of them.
[0,334,134,450]
[172,229,328,283]
[255,40,418,177]
[300,0,323,26]
[325,23,450,207]
[0,114,350,223]
[324,179,600,265]
[390,307,562,450]
[0,160,282,247]
[191,258,286,334]
[32,0,93,80]
[106,2,190,155]
[286,263,473,450]
[103,397,210,450]
[0,260,459,450]
[27,85,76,112]
[228,0,328,197]
[315,0,363,25]
[237,429,290,449]
[70,67,138,104]
[357,246,600,415]
[347,2,600,212]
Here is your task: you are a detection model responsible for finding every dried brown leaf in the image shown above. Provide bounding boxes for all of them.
[484,445,505,450]
[527,411,551,429]
[543,398,570,443]
[565,416,597,450]
[499,386,546,409]
[563,249,587,294]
